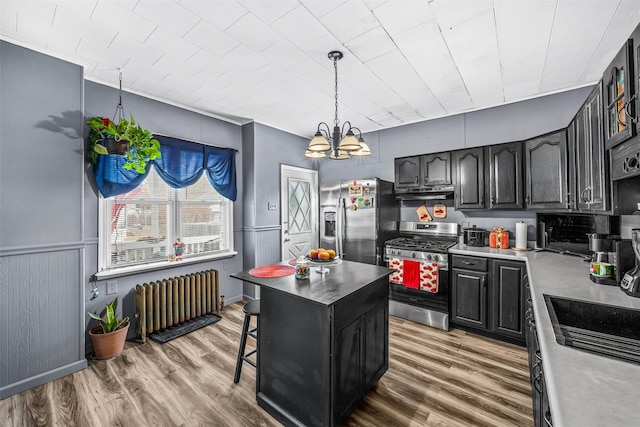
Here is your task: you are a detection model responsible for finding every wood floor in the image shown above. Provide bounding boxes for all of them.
[1,302,533,427]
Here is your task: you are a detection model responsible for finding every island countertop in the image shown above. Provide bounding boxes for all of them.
[450,244,640,427]
[231,259,393,306]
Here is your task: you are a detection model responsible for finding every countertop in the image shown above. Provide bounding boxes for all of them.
[450,244,640,426]
[231,260,392,306]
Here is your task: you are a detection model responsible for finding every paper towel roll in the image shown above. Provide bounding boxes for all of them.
[515,221,527,249]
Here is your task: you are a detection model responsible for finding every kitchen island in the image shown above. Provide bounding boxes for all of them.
[450,244,640,427]
[231,260,392,427]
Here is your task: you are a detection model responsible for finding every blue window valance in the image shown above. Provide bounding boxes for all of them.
[93,135,237,201]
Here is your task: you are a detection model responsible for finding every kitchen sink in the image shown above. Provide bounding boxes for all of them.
[544,294,640,365]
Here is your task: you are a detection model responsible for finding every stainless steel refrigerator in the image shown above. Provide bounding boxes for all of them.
[320,178,399,266]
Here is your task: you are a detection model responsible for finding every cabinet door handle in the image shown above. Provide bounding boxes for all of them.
[480,195,484,205]
[533,373,542,393]
[581,187,588,202]
[491,196,496,206]
[481,276,487,289]
[461,260,476,266]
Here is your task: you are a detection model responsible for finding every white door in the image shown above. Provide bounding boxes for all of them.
[281,165,318,262]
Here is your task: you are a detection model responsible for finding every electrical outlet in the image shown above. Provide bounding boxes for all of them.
[106,280,117,295]
[267,202,277,211]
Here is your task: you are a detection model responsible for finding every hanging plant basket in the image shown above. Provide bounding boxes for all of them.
[103,136,129,156]
[86,115,161,174]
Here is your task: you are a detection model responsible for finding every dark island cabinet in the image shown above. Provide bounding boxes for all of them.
[525,130,569,210]
[488,142,524,210]
[333,280,389,424]
[451,255,526,343]
[573,83,609,212]
[394,156,421,189]
[454,147,485,209]
[421,152,452,186]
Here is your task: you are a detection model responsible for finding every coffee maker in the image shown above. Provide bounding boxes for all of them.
[621,229,640,297]
[588,234,635,286]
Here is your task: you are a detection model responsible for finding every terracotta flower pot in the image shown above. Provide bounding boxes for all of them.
[89,321,130,360]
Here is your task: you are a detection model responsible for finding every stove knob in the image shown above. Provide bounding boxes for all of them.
[425,254,432,261]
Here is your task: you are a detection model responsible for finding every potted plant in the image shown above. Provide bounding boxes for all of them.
[86,114,161,174]
[88,297,130,359]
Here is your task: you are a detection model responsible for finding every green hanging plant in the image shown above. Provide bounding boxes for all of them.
[86,114,161,174]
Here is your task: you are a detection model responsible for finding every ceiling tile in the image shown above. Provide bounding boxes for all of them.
[271,5,331,49]
[179,0,248,31]
[345,25,396,63]
[260,39,309,69]
[319,0,379,42]
[89,1,156,44]
[298,0,346,18]
[221,44,270,72]
[133,0,200,37]
[184,19,240,58]
[371,0,433,35]
[238,0,299,24]
[144,27,200,62]
[225,12,282,52]
[186,50,233,77]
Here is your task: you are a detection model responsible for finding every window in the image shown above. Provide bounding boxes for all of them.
[98,168,233,271]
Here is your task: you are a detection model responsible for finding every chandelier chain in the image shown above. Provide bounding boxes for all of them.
[334,57,339,127]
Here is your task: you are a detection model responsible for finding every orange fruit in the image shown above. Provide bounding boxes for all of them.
[318,251,330,261]
[327,249,336,259]
[309,249,319,259]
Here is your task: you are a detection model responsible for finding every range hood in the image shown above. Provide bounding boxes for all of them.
[395,186,454,200]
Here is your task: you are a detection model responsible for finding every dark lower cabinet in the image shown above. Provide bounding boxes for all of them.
[491,260,526,340]
[525,275,553,427]
[451,268,488,329]
[451,255,526,343]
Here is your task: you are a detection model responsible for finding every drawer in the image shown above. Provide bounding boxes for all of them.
[451,255,488,272]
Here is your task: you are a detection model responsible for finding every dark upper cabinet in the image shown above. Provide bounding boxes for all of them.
[525,130,569,210]
[454,147,485,209]
[603,39,635,150]
[394,156,421,189]
[574,83,609,212]
[488,142,524,210]
[421,152,452,186]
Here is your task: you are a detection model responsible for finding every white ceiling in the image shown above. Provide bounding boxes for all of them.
[2,0,640,138]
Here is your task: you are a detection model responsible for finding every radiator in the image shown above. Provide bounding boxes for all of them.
[134,269,220,343]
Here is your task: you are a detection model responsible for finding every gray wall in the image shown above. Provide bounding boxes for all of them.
[83,81,245,350]
[318,87,593,243]
[0,41,87,398]
[241,122,312,298]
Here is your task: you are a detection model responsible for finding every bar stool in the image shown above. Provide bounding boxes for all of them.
[233,299,260,383]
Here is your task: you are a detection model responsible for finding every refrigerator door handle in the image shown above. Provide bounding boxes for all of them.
[337,198,346,259]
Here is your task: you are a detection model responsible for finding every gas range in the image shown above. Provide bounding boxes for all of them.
[384,221,459,331]
[384,222,458,266]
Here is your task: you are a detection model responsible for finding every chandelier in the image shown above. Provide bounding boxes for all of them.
[305,51,371,160]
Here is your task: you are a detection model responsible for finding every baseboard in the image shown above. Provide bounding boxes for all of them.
[0,359,87,400]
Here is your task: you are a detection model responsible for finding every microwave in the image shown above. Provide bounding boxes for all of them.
[536,213,620,255]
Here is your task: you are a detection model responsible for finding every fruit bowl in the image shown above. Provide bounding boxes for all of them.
[305,255,340,264]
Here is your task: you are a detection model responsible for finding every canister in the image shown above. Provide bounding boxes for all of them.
[490,227,509,249]
[295,257,310,279]
[590,262,612,277]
